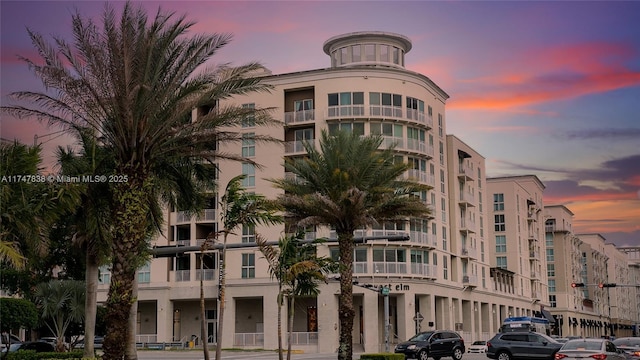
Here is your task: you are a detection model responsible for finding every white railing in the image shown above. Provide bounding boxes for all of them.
[327,105,365,117]
[458,164,474,178]
[406,139,426,153]
[284,109,315,124]
[462,274,478,286]
[287,332,318,345]
[369,105,402,118]
[371,230,408,238]
[409,231,437,248]
[176,211,190,223]
[406,169,428,183]
[284,140,314,154]
[425,173,436,186]
[373,261,408,274]
[406,109,427,123]
[461,247,477,259]
[136,334,157,343]
[233,333,264,346]
[174,270,190,282]
[196,269,215,281]
[460,191,475,204]
[176,239,190,246]
[354,262,368,273]
[198,209,216,222]
[378,136,404,149]
[411,263,437,278]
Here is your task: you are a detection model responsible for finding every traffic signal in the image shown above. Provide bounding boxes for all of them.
[598,283,616,288]
[571,283,585,288]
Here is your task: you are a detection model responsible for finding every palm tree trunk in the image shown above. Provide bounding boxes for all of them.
[103,174,149,360]
[286,294,295,360]
[126,276,138,360]
[83,252,98,358]
[200,252,210,360]
[214,234,228,360]
[277,289,283,360]
[337,231,355,360]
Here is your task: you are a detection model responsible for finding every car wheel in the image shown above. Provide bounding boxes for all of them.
[452,347,463,360]
[418,350,429,360]
[497,351,512,360]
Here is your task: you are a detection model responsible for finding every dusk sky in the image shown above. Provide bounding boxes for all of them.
[1,1,639,247]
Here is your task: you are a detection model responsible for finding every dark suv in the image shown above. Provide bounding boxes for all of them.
[486,332,562,360]
[395,330,465,360]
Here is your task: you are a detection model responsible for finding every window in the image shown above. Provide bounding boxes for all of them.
[340,47,348,65]
[442,226,447,251]
[364,44,375,61]
[241,103,255,127]
[547,264,555,277]
[392,47,400,65]
[242,133,255,157]
[495,235,507,253]
[443,255,448,279]
[351,45,361,62]
[373,248,406,263]
[241,253,255,278]
[494,214,505,231]
[482,267,486,287]
[441,197,447,222]
[410,250,429,264]
[137,263,151,283]
[438,113,443,138]
[548,279,556,292]
[293,99,313,121]
[242,163,255,187]
[546,248,554,262]
[328,122,364,136]
[549,295,557,307]
[493,193,504,211]
[328,92,364,116]
[439,141,444,165]
[496,256,507,269]
[440,169,445,193]
[242,224,255,243]
[370,122,403,138]
[406,97,425,121]
[369,92,402,117]
[380,45,389,62]
[99,265,111,284]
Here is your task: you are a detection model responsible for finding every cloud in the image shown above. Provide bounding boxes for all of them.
[447,41,640,110]
[561,127,640,140]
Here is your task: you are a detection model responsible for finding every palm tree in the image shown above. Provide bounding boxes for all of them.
[2,3,280,359]
[214,174,282,360]
[55,129,114,358]
[257,232,334,360]
[270,130,432,360]
[34,280,86,352]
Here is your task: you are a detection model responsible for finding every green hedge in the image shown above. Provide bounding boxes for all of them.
[3,350,95,360]
[359,353,405,360]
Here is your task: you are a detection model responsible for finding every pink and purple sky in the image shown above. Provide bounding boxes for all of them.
[1,1,639,247]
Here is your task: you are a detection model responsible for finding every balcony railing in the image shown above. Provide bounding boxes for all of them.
[174,270,190,282]
[373,261,408,274]
[460,191,475,205]
[234,333,264,346]
[378,136,404,149]
[286,332,318,345]
[406,169,428,183]
[406,109,426,123]
[195,269,216,281]
[410,263,437,278]
[462,274,478,286]
[327,105,365,117]
[176,211,190,223]
[284,140,314,154]
[461,247,477,259]
[409,231,437,248]
[197,209,216,222]
[176,239,190,246]
[284,109,315,124]
[369,105,403,118]
[458,164,474,179]
[354,262,368,273]
[406,138,426,153]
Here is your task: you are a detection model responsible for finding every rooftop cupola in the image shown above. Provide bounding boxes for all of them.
[323,31,412,69]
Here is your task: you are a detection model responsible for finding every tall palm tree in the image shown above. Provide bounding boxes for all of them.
[2,3,280,359]
[257,232,334,360]
[55,129,114,358]
[270,130,432,360]
[214,174,282,360]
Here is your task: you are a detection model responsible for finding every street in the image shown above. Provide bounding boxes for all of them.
[134,349,491,360]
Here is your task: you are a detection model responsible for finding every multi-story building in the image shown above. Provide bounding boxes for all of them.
[93,32,575,353]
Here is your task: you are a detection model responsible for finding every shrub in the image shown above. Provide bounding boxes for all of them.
[4,350,90,360]
[360,353,405,360]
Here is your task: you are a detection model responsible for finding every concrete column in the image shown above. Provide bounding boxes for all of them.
[221,294,235,348]
[396,293,415,341]
[362,290,380,353]
[157,295,172,342]
[262,291,280,350]
[418,294,435,331]
[317,287,339,353]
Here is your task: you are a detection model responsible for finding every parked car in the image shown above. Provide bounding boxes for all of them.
[486,332,563,360]
[0,333,21,357]
[38,337,69,350]
[394,330,465,360]
[468,340,488,353]
[73,335,104,349]
[1,341,55,358]
[613,337,640,360]
[555,338,626,360]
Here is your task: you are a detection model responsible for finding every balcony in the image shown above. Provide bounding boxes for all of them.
[460,218,476,233]
[409,231,437,248]
[378,135,404,149]
[195,269,216,281]
[457,164,474,180]
[373,261,408,274]
[406,109,433,129]
[462,274,478,287]
[406,138,426,153]
[284,140,314,154]
[197,209,216,222]
[461,246,478,260]
[284,109,315,124]
[458,191,475,207]
[529,250,539,259]
[327,105,365,118]
[369,105,403,119]
[354,262,368,274]
[410,263,437,279]
[406,169,428,183]
[174,270,190,282]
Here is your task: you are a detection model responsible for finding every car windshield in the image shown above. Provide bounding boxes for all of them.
[473,341,486,345]
[562,340,603,351]
[409,332,433,342]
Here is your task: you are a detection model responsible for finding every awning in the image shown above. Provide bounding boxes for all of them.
[541,309,556,324]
